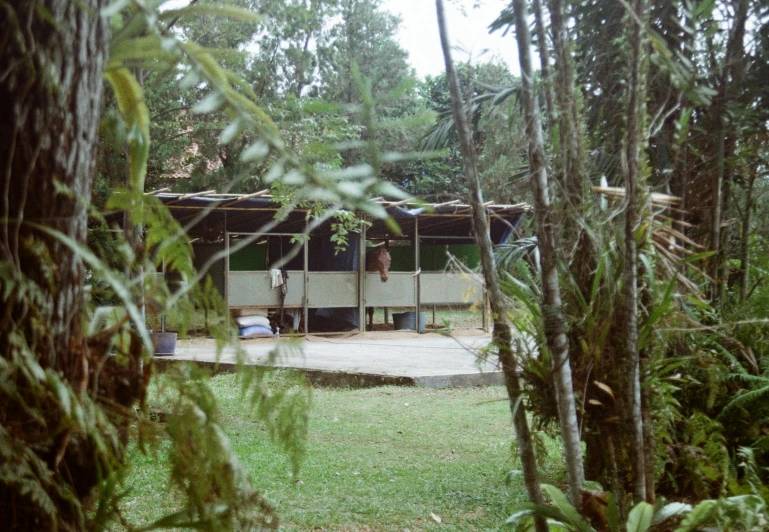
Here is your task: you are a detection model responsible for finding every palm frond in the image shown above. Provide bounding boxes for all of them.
[495,236,539,271]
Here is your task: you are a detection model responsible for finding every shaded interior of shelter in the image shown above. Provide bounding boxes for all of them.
[152,194,528,332]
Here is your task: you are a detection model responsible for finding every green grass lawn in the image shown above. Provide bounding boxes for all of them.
[123,377,565,531]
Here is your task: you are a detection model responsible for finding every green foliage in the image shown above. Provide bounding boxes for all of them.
[505,483,691,532]
[676,494,768,532]
[97,0,415,526]
[237,363,311,477]
[493,0,769,523]
[677,413,730,497]
[132,0,438,204]
[493,193,761,505]
[2,0,418,528]
[6,0,768,527]
[104,67,150,191]
[626,502,654,532]
[329,210,368,254]
[419,64,529,202]
[149,366,282,530]
[318,0,416,113]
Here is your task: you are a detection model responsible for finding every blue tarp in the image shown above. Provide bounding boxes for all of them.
[308,236,361,331]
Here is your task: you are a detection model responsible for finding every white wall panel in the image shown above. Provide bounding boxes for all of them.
[365,272,416,307]
[228,270,304,307]
[420,272,484,305]
[307,272,358,307]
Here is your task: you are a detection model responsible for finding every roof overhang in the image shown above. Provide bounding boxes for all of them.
[142,189,530,245]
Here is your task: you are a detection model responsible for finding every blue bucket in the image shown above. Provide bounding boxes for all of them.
[392,311,426,332]
[152,332,177,356]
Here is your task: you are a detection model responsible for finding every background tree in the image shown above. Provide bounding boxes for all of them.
[434,3,548,531]
[1,1,404,528]
[420,63,529,203]
[620,0,651,504]
[318,0,414,109]
[0,1,117,527]
[494,0,769,523]
[508,0,586,510]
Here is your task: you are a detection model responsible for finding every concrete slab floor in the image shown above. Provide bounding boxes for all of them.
[156,331,503,389]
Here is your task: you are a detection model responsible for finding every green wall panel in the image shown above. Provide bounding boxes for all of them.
[420,244,480,271]
[388,246,415,271]
[229,243,268,271]
[192,244,226,296]
[386,244,480,272]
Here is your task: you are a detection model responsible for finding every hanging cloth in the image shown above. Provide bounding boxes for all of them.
[270,268,283,289]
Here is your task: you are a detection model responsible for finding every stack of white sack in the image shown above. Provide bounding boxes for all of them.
[236,315,273,338]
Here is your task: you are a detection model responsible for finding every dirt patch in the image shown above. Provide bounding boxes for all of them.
[176,328,487,348]
[305,328,487,341]
[368,322,454,332]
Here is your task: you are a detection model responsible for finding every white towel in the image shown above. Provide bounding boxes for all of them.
[285,309,301,330]
[270,269,283,289]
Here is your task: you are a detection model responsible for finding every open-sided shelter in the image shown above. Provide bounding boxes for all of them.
[152,190,529,333]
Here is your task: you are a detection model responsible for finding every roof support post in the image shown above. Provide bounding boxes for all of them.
[483,210,491,332]
[303,223,309,334]
[358,217,367,332]
[224,226,230,311]
[415,217,421,334]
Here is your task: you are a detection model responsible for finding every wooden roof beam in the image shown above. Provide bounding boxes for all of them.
[219,189,272,207]
[165,189,217,205]
[145,187,171,195]
[432,199,461,208]
[382,198,416,207]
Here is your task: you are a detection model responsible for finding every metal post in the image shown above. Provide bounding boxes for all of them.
[415,217,421,333]
[160,258,166,333]
[358,218,367,332]
[484,210,491,332]
[303,226,309,334]
[224,230,230,311]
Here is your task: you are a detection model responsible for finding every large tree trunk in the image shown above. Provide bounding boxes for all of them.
[511,0,585,510]
[0,0,108,527]
[621,0,649,505]
[1,0,106,370]
[434,3,547,531]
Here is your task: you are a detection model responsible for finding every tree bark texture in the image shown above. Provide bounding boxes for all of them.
[511,0,585,510]
[0,0,108,527]
[547,0,597,316]
[434,3,547,530]
[621,0,649,505]
[739,163,757,302]
[532,0,555,132]
[0,0,107,371]
[710,118,725,304]
[641,379,656,504]
[711,0,748,304]
[548,0,587,209]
